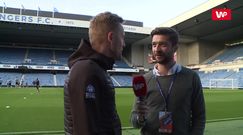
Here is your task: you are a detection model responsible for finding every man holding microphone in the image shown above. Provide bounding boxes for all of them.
[131,27,205,135]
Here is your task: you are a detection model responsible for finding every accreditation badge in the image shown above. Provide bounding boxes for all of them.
[159,111,173,134]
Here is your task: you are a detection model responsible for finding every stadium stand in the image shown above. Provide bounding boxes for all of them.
[0,46,135,87]
[191,44,243,89]
[198,69,243,89]
[56,73,67,86]
[111,75,132,87]
[55,50,73,65]
[2,45,243,88]
[1,0,243,89]
[114,60,131,68]
[196,44,243,89]
[27,48,53,65]
[2,44,243,88]
[0,72,22,86]
[207,45,243,64]
[198,70,235,88]
[0,47,26,64]
[0,5,150,88]
[23,73,54,86]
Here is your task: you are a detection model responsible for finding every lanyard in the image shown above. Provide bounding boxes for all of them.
[155,69,177,112]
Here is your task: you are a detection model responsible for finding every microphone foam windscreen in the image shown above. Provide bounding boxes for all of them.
[132,76,147,97]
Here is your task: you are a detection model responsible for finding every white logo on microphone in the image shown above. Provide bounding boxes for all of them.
[133,83,144,90]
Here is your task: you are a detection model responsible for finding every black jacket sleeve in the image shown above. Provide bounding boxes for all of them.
[67,60,101,135]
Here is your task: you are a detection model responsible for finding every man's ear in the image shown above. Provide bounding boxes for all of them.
[173,45,178,52]
[107,32,113,43]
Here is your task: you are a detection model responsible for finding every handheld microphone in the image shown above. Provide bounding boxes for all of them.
[132,75,147,100]
[132,75,147,123]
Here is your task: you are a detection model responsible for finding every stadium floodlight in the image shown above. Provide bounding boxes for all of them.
[52,7,59,18]
[37,6,41,17]
[20,4,25,15]
[2,2,7,13]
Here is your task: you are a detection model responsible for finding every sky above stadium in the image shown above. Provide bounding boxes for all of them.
[1,0,208,28]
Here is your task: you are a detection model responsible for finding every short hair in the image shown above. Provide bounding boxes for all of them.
[150,27,179,46]
[89,12,124,45]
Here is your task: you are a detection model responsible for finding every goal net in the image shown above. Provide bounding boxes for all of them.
[209,79,236,89]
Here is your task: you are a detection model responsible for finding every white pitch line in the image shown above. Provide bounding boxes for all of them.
[206,117,243,123]
[0,130,64,135]
[2,118,243,135]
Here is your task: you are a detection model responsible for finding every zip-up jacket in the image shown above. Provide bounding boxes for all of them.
[64,39,121,135]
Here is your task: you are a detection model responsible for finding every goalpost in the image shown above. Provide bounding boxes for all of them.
[209,79,236,89]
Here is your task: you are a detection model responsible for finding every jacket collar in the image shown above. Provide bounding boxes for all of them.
[68,39,115,70]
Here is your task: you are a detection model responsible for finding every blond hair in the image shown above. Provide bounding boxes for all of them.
[89,12,124,45]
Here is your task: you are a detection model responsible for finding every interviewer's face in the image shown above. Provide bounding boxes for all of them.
[110,24,125,60]
[152,35,176,64]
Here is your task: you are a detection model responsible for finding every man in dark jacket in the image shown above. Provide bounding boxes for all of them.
[64,12,125,135]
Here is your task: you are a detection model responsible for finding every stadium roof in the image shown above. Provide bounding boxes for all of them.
[160,0,243,44]
[0,7,151,48]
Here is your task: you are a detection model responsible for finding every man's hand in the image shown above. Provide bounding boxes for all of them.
[136,100,148,123]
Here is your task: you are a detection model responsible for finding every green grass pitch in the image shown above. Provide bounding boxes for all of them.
[1,87,243,134]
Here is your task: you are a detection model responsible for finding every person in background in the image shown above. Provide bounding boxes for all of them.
[21,79,24,88]
[15,78,20,87]
[35,78,40,92]
[64,11,125,135]
[25,82,28,87]
[0,77,2,87]
[130,27,205,135]
[7,80,11,87]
